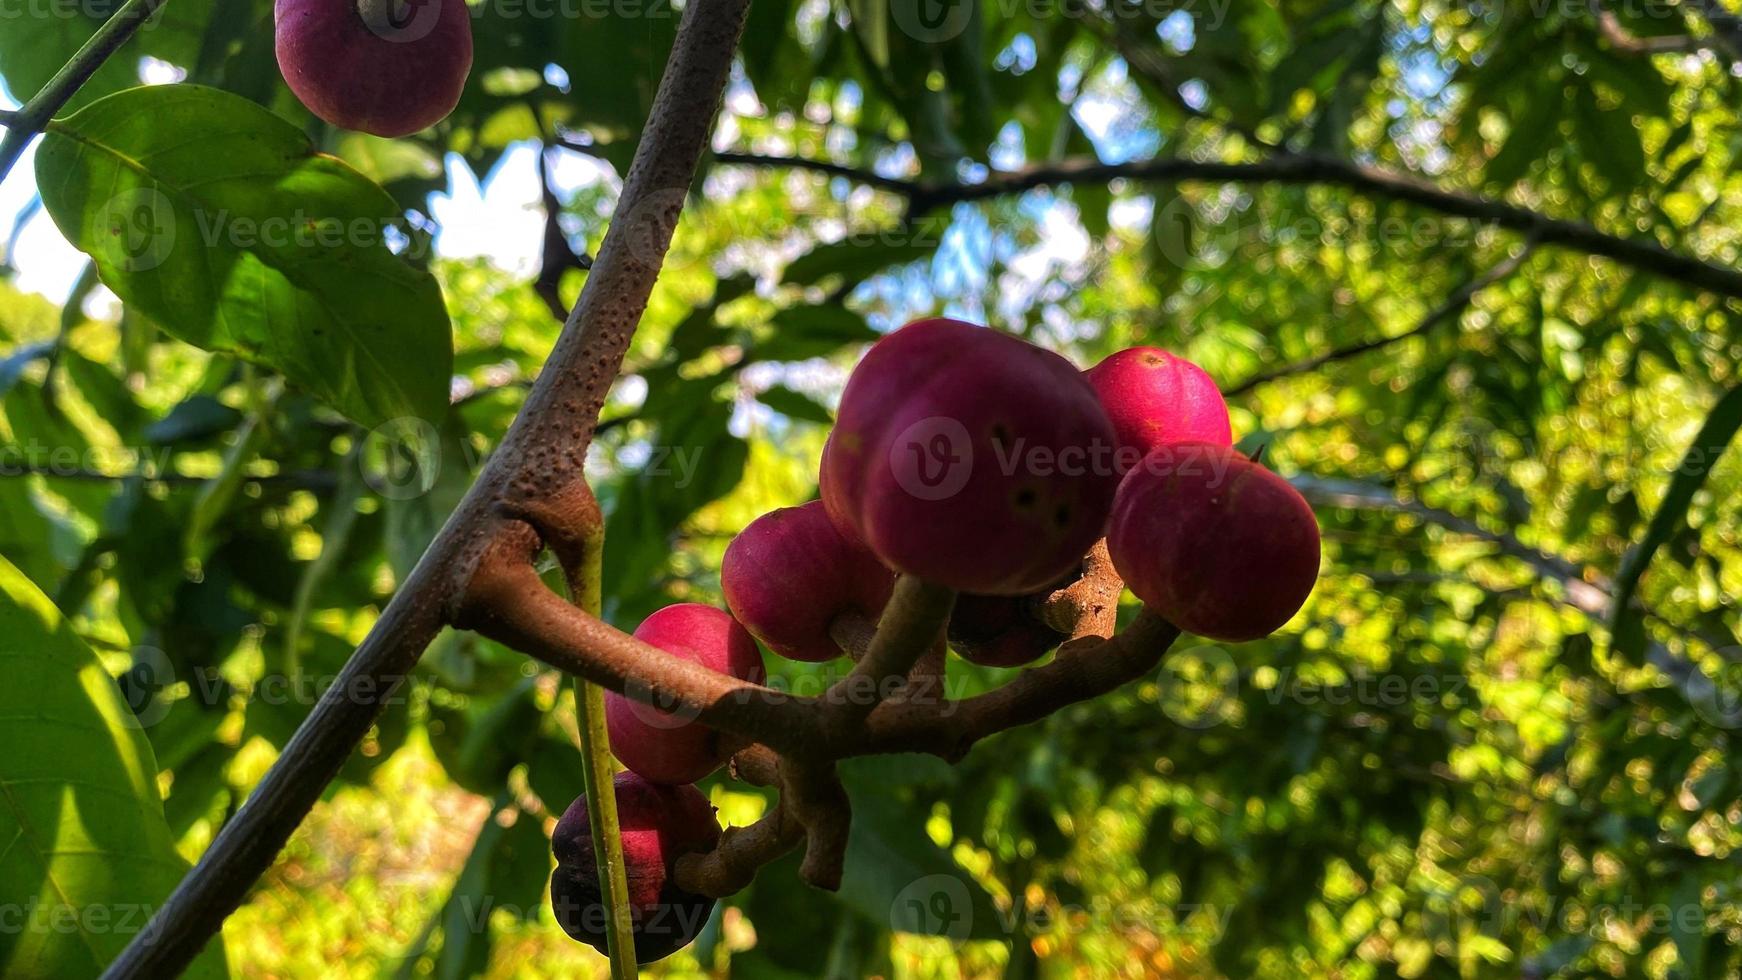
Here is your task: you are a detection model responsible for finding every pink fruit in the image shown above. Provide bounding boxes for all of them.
[1084,347,1232,472]
[1107,443,1320,642]
[550,772,720,963]
[820,318,1120,595]
[605,604,765,785]
[275,0,473,138]
[948,592,1066,668]
[722,501,895,662]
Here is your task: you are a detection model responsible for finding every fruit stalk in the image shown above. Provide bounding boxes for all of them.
[568,529,638,980]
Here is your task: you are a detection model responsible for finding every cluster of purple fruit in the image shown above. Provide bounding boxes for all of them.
[548,318,1321,962]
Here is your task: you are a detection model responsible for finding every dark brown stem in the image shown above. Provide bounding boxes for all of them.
[462,550,823,754]
[729,744,782,787]
[822,576,954,731]
[828,611,878,661]
[1038,540,1122,641]
[673,803,804,898]
[859,613,1183,761]
[781,760,852,891]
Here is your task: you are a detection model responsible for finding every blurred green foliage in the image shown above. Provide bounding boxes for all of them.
[4,0,1742,977]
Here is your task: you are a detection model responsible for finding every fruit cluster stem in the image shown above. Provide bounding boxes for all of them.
[567,528,638,980]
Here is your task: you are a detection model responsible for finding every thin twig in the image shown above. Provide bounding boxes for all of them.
[1222,241,1538,398]
[0,0,169,185]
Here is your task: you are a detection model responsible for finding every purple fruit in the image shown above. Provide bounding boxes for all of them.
[275,0,473,138]
[550,772,720,963]
[604,604,765,785]
[820,318,1119,595]
[948,592,1066,668]
[1107,443,1320,642]
[722,501,895,662]
[1084,347,1232,473]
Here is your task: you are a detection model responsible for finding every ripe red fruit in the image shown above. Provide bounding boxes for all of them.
[820,318,1120,595]
[1084,347,1232,472]
[948,592,1066,668]
[550,772,721,963]
[605,604,765,785]
[1107,443,1320,642]
[274,0,474,138]
[722,501,895,662]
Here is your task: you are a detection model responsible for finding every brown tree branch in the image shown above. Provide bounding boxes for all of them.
[673,802,804,897]
[823,576,954,728]
[101,1,755,975]
[709,151,1742,300]
[1038,540,1122,641]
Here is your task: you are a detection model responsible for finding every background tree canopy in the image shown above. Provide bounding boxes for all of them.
[3,0,1742,976]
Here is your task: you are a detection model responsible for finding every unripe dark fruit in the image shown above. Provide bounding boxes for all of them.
[948,592,1066,668]
[1107,443,1320,642]
[550,772,720,963]
[274,0,474,138]
[821,318,1120,595]
[604,604,765,785]
[1084,347,1232,473]
[722,501,895,662]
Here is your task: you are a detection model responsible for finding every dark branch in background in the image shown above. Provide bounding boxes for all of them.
[1588,0,1706,54]
[709,152,1742,300]
[0,464,339,491]
[534,146,594,323]
[0,0,168,184]
[1292,475,1737,679]
[103,1,756,975]
[1222,240,1540,398]
[710,150,919,196]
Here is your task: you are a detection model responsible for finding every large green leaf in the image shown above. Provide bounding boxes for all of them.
[0,554,227,978]
[36,85,453,427]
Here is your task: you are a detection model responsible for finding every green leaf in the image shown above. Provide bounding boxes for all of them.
[1573,85,1645,197]
[1609,383,1742,662]
[782,235,939,287]
[850,0,890,68]
[834,764,1004,941]
[756,385,834,423]
[760,306,879,362]
[36,85,453,427]
[0,554,227,978]
[1486,87,1562,187]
